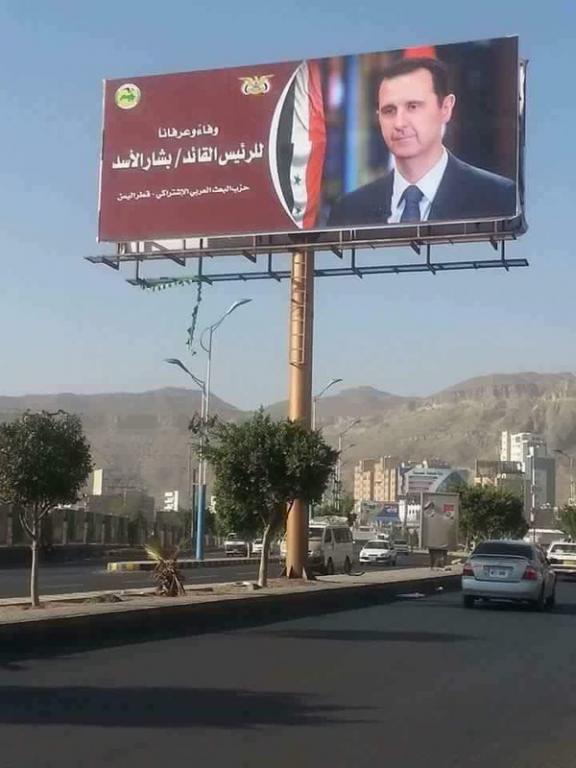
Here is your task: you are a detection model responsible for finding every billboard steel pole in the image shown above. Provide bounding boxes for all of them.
[286,248,314,578]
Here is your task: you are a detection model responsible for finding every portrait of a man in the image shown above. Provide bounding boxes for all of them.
[328,56,517,227]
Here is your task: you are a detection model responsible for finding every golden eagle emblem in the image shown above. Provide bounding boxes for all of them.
[239,74,274,95]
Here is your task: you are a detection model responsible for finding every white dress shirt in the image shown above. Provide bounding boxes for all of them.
[388,148,449,223]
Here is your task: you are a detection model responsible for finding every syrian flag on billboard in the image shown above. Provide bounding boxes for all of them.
[269,60,326,229]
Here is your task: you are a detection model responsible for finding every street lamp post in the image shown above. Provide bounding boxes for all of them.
[312,377,342,430]
[165,358,206,556]
[195,298,252,559]
[309,377,342,521]
[553,449,576,504]
[336,419,361,514]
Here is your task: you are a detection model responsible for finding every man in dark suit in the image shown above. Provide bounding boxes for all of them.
[328,57,516,227]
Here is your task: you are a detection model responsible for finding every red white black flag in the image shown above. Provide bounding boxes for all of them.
[269,60,326,229]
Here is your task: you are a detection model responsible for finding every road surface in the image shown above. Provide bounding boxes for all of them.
[1,579,575,766]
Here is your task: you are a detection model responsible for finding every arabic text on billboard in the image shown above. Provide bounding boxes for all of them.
[99,36,520,242]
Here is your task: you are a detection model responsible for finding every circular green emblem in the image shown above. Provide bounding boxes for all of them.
[115,84,141,110]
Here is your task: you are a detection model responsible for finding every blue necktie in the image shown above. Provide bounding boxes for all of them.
[400,185,423,223]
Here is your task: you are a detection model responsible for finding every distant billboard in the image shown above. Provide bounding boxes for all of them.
[420,492,460,550]
[99,36,522,242]
[359,501,400,525]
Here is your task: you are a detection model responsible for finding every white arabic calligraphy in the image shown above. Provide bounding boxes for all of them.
[157,123,220,139]
[111,142,264,171]
[116,184,251,202]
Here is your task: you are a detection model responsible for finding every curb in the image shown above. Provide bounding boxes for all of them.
[0,572,461,654]
[107,556,280,572]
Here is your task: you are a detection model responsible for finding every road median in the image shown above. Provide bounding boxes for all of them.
[106,555,280,572]
[0,566,462,654]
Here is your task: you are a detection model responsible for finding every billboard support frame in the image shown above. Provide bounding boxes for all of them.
[87,235,528,285]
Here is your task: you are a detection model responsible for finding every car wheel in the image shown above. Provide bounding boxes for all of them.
[546,589,556,609]
[325,558,335,575]
[532,587,546,612]
[463,595,475,609]
[344,556,352,575]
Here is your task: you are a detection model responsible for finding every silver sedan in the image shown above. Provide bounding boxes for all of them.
[461,540,556,610]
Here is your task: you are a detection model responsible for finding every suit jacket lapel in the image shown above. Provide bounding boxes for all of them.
[429,152,463,220]
[379,171,394,222]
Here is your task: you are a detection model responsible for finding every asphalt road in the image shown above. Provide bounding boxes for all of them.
[0,553,427,598]
[2,581,576,767]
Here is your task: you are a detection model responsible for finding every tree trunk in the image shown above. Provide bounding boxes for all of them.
[30,519,40,608]
[258,523,274,588]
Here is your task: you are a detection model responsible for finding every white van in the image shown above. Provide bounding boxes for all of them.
[523,529,565,548]
[280,522,354,574]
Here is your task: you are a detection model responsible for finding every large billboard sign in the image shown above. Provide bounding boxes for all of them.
[99,36,522,242]
[420,492,460,550]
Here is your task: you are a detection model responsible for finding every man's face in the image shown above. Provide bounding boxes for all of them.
[377,68,455,162]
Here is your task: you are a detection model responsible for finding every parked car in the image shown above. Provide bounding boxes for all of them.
[223,533,249,557]
[359,539,397,566]
[461,540,556,610]
[547,541,576,577]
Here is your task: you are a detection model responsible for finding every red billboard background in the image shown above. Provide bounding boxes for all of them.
[99,60,325,241]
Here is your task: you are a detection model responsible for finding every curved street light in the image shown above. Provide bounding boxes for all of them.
[195,298,253,559]
[165,297,252,560]
[335,419,361,514]
[312,377,343,430]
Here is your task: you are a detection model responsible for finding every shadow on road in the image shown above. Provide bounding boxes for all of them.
[0,686,371,728]
[259,628,471,643]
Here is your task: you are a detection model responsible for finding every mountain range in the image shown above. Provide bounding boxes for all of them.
[1,371,575,505]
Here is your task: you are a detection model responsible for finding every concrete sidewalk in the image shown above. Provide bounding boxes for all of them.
[0,565,462,652]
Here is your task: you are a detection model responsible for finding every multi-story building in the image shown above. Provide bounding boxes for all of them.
[499,432,556,512]
[525,452,556,511]
[500,431,547,471]
[403,463,469,495]
[353,457,400,504]
[475,459,525,498]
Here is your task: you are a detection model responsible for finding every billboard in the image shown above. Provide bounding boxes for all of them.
[359,501,400,526]
[420,492,460,550]
[99,36,522,242]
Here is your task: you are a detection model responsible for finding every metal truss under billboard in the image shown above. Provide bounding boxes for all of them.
[98,35,526,251]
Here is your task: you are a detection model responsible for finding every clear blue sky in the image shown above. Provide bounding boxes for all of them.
[0,1,574,409]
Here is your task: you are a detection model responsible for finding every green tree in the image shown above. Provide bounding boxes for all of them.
[459,485,527,548]
[199,410,337,587]
[558,504,576,541]
[0,411,93,606]
[314,493,356,525]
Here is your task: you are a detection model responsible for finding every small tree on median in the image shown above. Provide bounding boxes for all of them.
[197,410,338,587]
[459,485,527,548]
[558,504,576,541]
[0,410,93,606]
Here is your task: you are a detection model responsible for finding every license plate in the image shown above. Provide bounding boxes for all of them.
[487,567,509,578]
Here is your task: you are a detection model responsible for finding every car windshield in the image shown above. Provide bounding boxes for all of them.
[309,527,324,540]
[364,541,388,550]
[550,543,576,555]
[473,542,533,558]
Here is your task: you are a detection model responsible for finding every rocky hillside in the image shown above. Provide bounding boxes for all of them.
[2,372,575,505]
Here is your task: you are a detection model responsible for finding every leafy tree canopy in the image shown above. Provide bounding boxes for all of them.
[558,504,576,541]
[459,484,527,544]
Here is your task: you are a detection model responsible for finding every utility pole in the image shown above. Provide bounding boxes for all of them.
[286,248,314,578]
